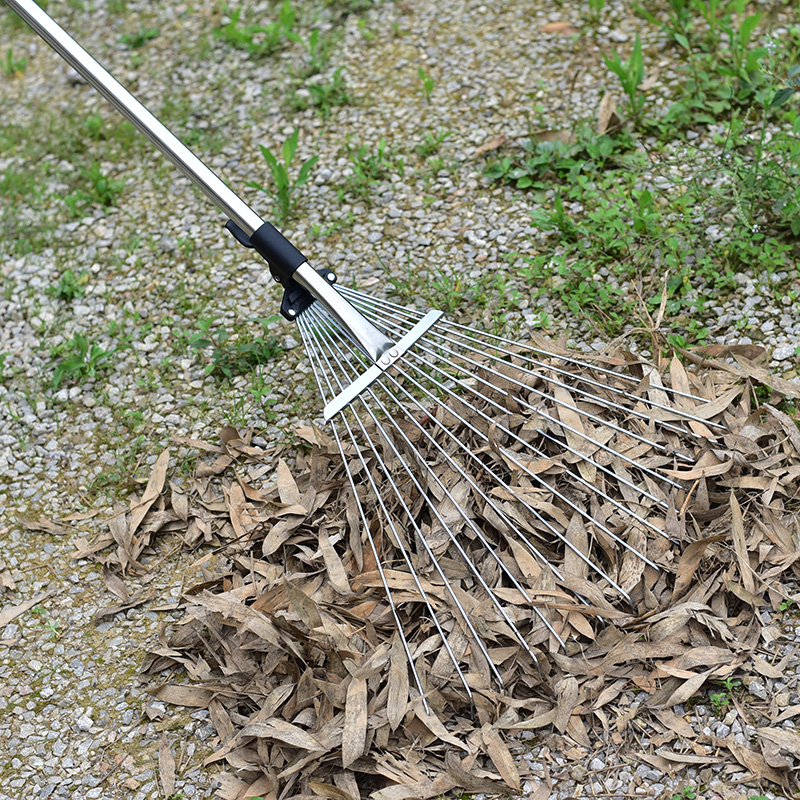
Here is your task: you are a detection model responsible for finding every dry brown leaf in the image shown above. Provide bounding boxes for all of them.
[158,733,176,799]
[342,678,368,768]
[481,724,520,790]
[387,633,409,731]
[652,669,715,709]
[672,535,727,601]
[148,684,214,707]
[734,356,800,399]
[277,458,302,505]
[0,591,52,627]
[541,20,578,34]
[652,708,695,738]
[724,736,789,787]
[128,448,170,537]
[21,516,67,536]
[758,727,800,758]
[730,492,756,597]
[241,719,325,751]
[597,93,619,134]
[319,529,353,596]
[473,135,506,157]
[655,748,726,766]
[553,676,578,732]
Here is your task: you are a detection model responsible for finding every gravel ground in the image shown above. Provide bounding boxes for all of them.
[2,0,800,798]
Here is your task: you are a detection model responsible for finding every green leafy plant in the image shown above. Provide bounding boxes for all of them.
[772,64,800,108]
[295,27,333,76]
[119,26,160,48]
[709,690,731,716]
[484,125,637,191]
[83,114,107,141]
[48,268,88,301]
[416,128,451,158]
[603,33,646,118]
[672,788,696,800]
[418,67,435,102]
[51,333,116,389]
[709,675,741,716]
[3,48,27,75]
[31,606,61,640]
[189,316,283,380]
[246,129,318,223]
[344,136,404,196]
[63,160,124,217]
[214,2,296,57]
[294,67,350,117]
[585,0,605,25]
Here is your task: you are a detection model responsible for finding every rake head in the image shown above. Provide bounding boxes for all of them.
[296,288,723,702]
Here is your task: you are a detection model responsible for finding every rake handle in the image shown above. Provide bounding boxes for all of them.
[2,0,305,278]
[4,0,398,362]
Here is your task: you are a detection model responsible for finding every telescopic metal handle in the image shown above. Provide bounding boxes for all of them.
[3,0,399,363]
[2,0,265,236]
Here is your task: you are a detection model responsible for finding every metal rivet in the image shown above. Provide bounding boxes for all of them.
[288,308,297,317]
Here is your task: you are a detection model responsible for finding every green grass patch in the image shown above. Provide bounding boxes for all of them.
[480,1,800,346]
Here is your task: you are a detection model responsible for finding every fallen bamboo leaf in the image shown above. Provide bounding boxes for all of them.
[541,20,578,34]
[158,732,176,799]
[241,718,325,751]
[342,678,368,768]
[481,724,520,790]
[0,591,52,627]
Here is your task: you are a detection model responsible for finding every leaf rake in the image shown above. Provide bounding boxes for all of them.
[4,0,726,706]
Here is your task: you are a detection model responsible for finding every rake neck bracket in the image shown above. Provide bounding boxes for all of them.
[226,221,397,362]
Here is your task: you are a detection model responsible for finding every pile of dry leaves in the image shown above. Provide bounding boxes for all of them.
[96,341,800,799]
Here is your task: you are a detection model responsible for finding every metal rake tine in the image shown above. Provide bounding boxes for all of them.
[313,311,564,644]
[300,311,516,687]
[328,422,436,708]
[435,328,724,440]
[340,287,720,411]
[396,342,682,504]
[343,289,726,439]
[387,357,661,580]
[373,357,645,607]
[298,315,476,701]
[364,311,698,467]
[305,301,661,595]
[435,320,726,430]
[340,295,697,469]
[308,304,643,623]
[305,304,544,675]
[440,319,720,409]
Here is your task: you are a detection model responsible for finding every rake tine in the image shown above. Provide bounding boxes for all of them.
[386,359,661,589]
[304,302,645,617]
[303,305,549,673]
[372,359,640,609]
[298,317,477,702]
[356,305,702,462]
[396,347,678,514]
[340,287,724,418]
[300,311,516,689]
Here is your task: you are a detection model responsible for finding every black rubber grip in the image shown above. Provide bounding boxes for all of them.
[249,222,307,285]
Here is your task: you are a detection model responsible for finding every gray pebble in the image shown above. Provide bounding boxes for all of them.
[773,344,797,360]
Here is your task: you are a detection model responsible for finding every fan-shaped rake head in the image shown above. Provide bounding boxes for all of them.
[296,288,724,703]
